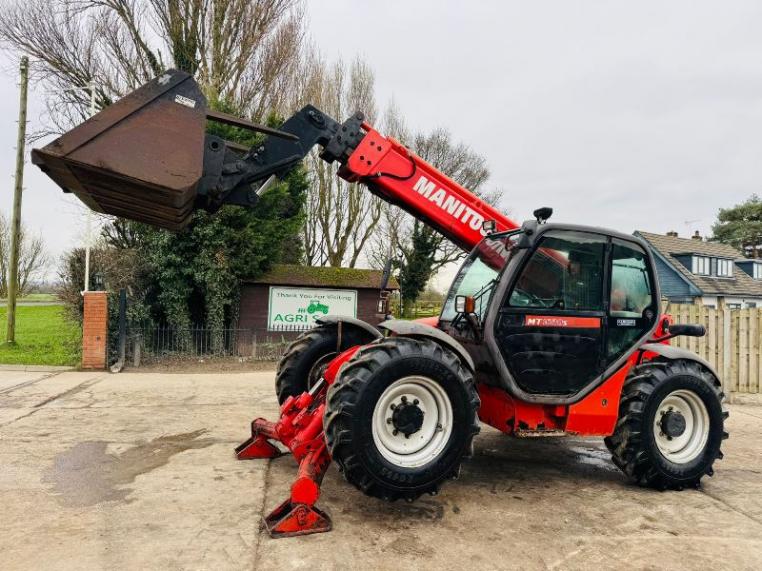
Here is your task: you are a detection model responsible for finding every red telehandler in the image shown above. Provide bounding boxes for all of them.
[33,70,728,538]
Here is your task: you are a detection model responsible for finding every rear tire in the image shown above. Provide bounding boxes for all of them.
[605,360,728,490]
[324,337,479,502]
[275,324,372,404]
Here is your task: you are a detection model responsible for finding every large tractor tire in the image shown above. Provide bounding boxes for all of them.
[275,323,372,404]
[324,337,480,502]
[605,359,728,490]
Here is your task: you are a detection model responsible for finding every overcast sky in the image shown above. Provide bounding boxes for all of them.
[2,0,762,286]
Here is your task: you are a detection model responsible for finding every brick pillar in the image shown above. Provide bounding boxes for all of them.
[82,291,108,370]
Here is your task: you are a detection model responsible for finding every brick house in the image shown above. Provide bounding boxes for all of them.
[636,230,762,308]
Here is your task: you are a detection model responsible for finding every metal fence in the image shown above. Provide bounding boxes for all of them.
[129,324,306,363]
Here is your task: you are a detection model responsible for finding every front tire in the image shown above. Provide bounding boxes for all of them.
[324,337,479,502]
[275,324,372,404]
[605,360,728,490]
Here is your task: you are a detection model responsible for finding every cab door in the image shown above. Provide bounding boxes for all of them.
[494,230,608,395]
[604,238,659,365]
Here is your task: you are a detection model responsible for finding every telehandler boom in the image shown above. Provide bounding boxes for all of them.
[33,70,728,538]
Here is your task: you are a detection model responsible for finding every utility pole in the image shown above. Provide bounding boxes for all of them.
[6,56,29,345]
[83,83,96,292]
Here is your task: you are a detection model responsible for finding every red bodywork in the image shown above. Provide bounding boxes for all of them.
[339,125,517,251]
[235,346,360,537]
[475,312,670,436]
[236,124,670,537]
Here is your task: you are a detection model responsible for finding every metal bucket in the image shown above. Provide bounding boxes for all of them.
[32,70,207,230]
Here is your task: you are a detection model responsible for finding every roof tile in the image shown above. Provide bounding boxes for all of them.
[243,264,400,290]
[636,231,762,297]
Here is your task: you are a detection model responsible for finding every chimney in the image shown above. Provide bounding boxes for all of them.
[691,230,702,241]
[666,230,678,237]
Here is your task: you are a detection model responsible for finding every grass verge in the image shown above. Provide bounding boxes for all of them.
[0,305,80,366]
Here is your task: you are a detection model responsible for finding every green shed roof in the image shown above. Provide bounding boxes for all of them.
[243,264,399,290]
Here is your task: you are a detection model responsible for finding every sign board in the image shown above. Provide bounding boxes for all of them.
[268,286,357,330]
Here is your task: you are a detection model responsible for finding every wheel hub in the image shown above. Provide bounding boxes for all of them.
[307,352,337,390]
[660,410,687,438]
[391,397,425,438]
[371,375,454,468]
[653,389,710,464]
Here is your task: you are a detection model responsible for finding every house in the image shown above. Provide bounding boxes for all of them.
[635,230,762,308]
[238,264,400,336]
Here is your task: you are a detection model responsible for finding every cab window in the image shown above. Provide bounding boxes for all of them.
[610,241,653,317]
[508,231,606,311]
[606,239,657,361]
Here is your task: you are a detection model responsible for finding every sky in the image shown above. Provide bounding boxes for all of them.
[2,0,762,287]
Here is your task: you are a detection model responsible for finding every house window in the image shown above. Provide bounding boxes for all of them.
[754,263,762,280]
[716,259,733,278]
[692,255,710,276]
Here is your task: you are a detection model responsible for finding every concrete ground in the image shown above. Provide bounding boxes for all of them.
[1,371,761,570]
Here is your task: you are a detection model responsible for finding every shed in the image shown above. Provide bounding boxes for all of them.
[238,264,399,335]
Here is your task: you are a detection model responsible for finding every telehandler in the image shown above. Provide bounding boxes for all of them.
[33,70,728,538]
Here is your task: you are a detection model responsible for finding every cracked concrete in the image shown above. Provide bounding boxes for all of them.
[1,370,760,570]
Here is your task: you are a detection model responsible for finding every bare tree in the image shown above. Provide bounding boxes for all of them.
[57,241,151,321]
[299,55,383,267]
[0,0,307,134]
[0,212,49,297]
[369,125,499,274]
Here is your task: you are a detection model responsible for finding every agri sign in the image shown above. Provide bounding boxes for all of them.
[412,176,487,235]
[268,287,357,330]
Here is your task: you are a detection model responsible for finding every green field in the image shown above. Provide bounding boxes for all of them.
[0,293,58,303]
[0,305,80,366]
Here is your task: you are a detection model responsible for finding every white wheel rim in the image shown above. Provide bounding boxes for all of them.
[653,389,710,464]
[371,375,454,469]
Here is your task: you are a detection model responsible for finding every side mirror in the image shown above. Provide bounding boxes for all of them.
[377,297,389,315]
[455,295,475,314]
[482,219,496,235]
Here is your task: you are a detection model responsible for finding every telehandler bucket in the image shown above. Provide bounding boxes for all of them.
[32,70,208,230]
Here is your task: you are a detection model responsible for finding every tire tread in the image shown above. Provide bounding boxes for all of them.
[606,358,727,489]
[325,337,479,502]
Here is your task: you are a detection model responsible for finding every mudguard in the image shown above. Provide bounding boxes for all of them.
[639,342,721,381]
[378,319,475,371]
[314,315,382,343]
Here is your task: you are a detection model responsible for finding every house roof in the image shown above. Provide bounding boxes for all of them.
[243,264,400,290]
[636,231,762,297]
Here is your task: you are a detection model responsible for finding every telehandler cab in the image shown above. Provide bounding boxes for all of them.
[33,70,728,538]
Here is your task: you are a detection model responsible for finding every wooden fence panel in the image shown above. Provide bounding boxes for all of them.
[666,302,762,394]
[754,309,762,393]
[706,306,717,369]
[749,310,758,393]
[730,310,738,393]
[739,309,749,393]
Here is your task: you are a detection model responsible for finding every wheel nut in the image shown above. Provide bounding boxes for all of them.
[436,424,443,432]
[401,396,408,403]
[413,399,419,406]
[393,429,398,436]
[386,418,392,424]
[390,404,396,410]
